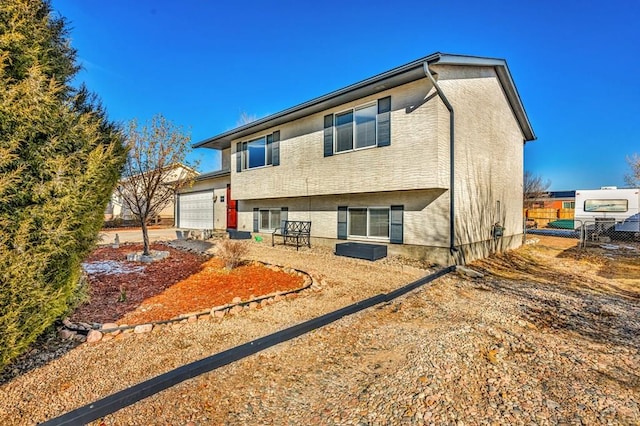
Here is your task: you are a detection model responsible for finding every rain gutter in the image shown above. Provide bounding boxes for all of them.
[423,62,458,256]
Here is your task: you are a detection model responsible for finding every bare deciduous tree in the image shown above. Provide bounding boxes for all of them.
[625,153,640,187]
[236,111,258,126]
[523,171,551,208]
[118,114,197,255]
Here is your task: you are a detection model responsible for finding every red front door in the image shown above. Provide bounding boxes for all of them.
[226,184,237,230]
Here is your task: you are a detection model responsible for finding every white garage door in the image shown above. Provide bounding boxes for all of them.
[177,191,214,229]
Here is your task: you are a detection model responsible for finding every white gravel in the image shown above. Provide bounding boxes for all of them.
[81,260,146,275]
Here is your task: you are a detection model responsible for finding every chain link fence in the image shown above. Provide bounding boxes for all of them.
[524,217,640,253]
[577,218,640,249]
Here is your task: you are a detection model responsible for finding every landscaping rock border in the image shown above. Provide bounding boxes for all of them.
[58,261,317,344]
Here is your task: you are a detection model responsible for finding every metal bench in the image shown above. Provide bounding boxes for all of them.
[272,220,311,250]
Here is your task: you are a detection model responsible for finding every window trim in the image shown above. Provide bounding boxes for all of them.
[239,132,279,171]
[242,135,269,170]
[333,101,379,154]
[347,206,390,240]
[258,208,281,231]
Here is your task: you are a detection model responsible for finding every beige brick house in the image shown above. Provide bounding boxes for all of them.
[189,52,536,264]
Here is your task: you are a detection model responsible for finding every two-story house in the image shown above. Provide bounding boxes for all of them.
[179,52,536,264]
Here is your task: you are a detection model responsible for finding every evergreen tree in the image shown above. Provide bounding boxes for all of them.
[0,0,127,370]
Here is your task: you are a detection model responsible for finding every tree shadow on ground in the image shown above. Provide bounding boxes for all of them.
[558,242,640,284]
[472,245,640,352]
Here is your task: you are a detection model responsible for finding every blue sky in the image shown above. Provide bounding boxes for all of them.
[51,0,639,190]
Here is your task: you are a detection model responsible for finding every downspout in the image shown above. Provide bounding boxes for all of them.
[423,62,458,256]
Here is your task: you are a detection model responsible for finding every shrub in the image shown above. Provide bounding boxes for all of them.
[0,0,126,371]
[216,239,250,270]
[103,217,125,228]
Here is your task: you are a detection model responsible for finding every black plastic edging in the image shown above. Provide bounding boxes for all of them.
[40,265,454,426]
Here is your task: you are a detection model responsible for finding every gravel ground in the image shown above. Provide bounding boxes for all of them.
[0,237,638,425]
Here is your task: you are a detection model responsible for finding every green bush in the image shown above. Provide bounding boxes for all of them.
[103,217,125,228]
[0,0,126,370]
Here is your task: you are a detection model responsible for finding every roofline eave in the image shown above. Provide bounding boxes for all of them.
[194,52,536,150]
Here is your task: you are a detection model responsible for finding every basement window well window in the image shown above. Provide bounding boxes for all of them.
[260,209,281,230]
[348,207,390,239]
[335,103,378,153]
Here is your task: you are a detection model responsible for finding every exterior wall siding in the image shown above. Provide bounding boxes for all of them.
[195,62,529,264]
[232,79,448,200]
[234,189,450,248]
[221,148,231,171]
[239,192,521,265]
[432,65,525,259]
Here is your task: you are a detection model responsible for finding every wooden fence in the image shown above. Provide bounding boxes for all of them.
[524,208,574,227]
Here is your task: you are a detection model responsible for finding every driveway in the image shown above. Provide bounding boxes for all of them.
[98,227,179,245]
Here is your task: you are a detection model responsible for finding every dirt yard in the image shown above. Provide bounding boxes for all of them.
[0,236,638,425]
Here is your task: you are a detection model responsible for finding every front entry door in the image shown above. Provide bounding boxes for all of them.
[226,184,237,229]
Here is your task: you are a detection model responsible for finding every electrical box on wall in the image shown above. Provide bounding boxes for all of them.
[492,223,504,238]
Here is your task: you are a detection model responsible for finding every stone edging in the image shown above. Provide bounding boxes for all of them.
[60,261,320,344]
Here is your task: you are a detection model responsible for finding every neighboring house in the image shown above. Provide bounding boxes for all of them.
[186,52,536,264]
[529,191,576,210]
[105,163,197,224]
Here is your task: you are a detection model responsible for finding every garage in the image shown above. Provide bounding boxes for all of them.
[176,191,214,229]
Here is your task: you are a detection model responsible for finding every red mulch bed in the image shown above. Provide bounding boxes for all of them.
[72,243,304,325]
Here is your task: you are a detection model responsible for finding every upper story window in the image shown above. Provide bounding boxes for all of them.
[236,131,280,172]
[335,103,378,153]
[324,96,391,157]
[246,136,267,169]
[562,201,575,209]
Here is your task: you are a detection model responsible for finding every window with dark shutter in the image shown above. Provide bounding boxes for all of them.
[253,208,259,232]
[272,131,280,166]
[266,134,273,165]
[238,130,280,170]
[377,96,391,147]
[337,206,347,239]
[335,111,354,152]
[280,206,288,229]
[236,142,243,173]
[390,205,403,244]
[324,114,334,157]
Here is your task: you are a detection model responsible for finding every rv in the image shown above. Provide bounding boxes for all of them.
[574,187,640,237]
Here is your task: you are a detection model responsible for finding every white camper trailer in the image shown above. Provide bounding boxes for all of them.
[574,187,640,237]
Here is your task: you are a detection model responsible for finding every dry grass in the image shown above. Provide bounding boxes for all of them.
[474,236,640,297]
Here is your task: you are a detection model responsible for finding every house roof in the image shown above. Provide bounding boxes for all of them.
[119,162,198,184]
[194,52,536,150]
[194,169,231,181]
[548,190,576,199]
